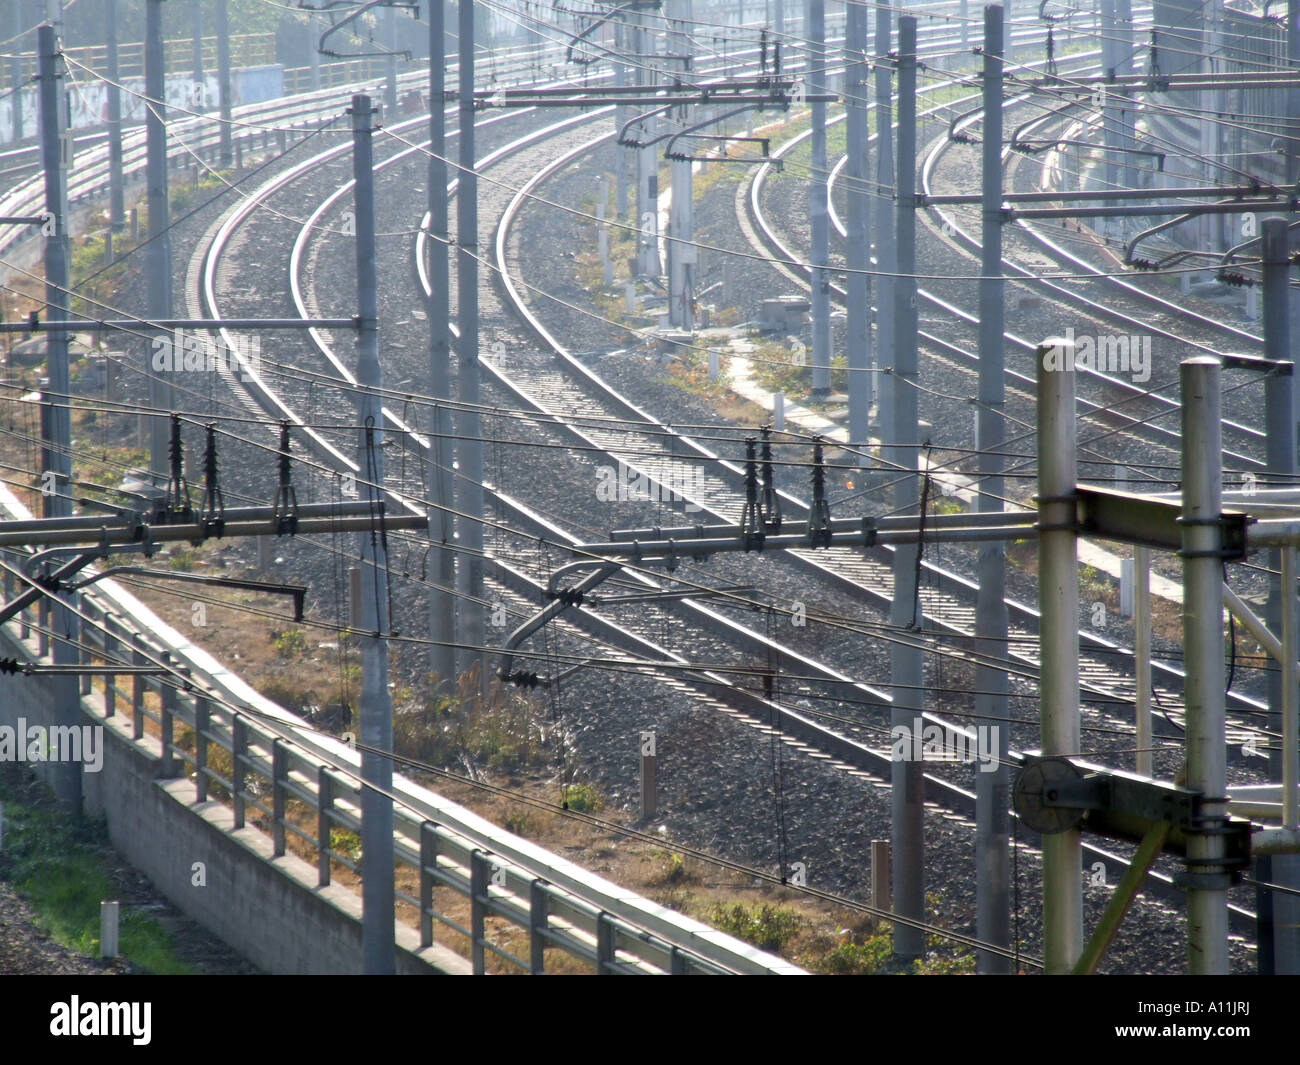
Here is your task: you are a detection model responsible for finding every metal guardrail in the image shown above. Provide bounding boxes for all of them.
[0,488,800,974]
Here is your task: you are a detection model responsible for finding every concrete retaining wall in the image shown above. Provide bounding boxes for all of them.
[0,621,467,975]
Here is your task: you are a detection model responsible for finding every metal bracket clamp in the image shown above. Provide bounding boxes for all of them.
[1177,514,1249,561]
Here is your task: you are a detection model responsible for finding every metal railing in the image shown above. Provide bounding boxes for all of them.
[0,504,799,974]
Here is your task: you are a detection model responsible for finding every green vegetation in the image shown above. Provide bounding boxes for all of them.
[271,626,309,659]
[0,769,191,973]
[709,901,804,953]
[562,781,604,814]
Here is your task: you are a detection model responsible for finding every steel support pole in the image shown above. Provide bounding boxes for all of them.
[145,0,174,479]
[975,2,1009,974]
[1037,335,1082,973]
[1134,544,1152,778]
[889,15,923,962]
[350,94,395,975]
[107,0,124,229]
[1199,0,1223,257]
[191,0,203,107]
[385,3,398,117]
[38,21,79,809]
[10,0,22,143]
[457,0,486,691]
[614,18,628,217]
[808,0,830,396]
[1181,356,1227,975]
[1115,0,1135,190]
[1099,0,1119,210]
[1263,216,1300,972]
[1290,0,1299,446]
[668,0,693,330]
[636,14,659,280]
[872,5,894,447]
[217,0,232,166]
[428,0,456,694]
[844,0,870,455]
[309,9,321,92]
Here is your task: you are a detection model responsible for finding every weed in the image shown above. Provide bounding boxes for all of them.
[708,901,803,953]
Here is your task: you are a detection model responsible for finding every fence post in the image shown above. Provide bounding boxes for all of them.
[131,633,146,740]
[529,879,547,974]
[194,697,209,802]
[596,912,615,974]
[102,616,117,718]
[158,656,176,777]
[232,715,247,829]
[318,766,333,886]
[272,738,287,857]
[420,821,437,948]
[470,849,488,974]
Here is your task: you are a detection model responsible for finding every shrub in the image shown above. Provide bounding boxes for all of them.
[708,902,803,953]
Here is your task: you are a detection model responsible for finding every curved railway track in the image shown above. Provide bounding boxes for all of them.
[0,11,1263,961]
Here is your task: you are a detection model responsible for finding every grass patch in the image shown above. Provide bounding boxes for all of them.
[0,768,192,973]
[708,901,803,953]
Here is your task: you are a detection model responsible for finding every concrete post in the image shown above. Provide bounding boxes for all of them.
[428,0,456,694]
[1263,216,1300,971]
[1181,356,1227,975]
[808,0,830,396]
[889,15,923,962]
[844,1,871,458]
[145,0,174,479]
[107,0,124,230]
[457,0,486,690]
[975,3,1010,974]
[873,6,895,444]
[1037,335,1082,973]
[217,0,232,166]
[350,94,396,975]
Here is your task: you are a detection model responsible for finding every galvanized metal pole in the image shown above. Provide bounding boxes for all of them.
[844,0,870,453]
[808,0,830,396]
[107,0,124,230]
[1134,544,1152,778]
[1289,0,1299,195]
[1099,0,1119,209]
[350,93,396,975]
[1115,0,1135,190]
[428,0,456,694]
[1263,215,1300,972]
[872,4,894,448]
[636,13,660,280]
[191,0,203,107]
[217,0,232,166]
[309,8,321,92]
[145,0,174,479]
[385,2,398,116]
[38,20,79,809]
[1037,335,1082,973]
[668,0,693,330]
[1181,356,1228,974]
[975,2,1010,974]
[457,0,486,690]
[614,17,628,217]
[889,14,923,962]
[9,0,23,143]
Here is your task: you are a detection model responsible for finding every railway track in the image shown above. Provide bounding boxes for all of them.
[3,9,1261,961]
[745,57,1276,762]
